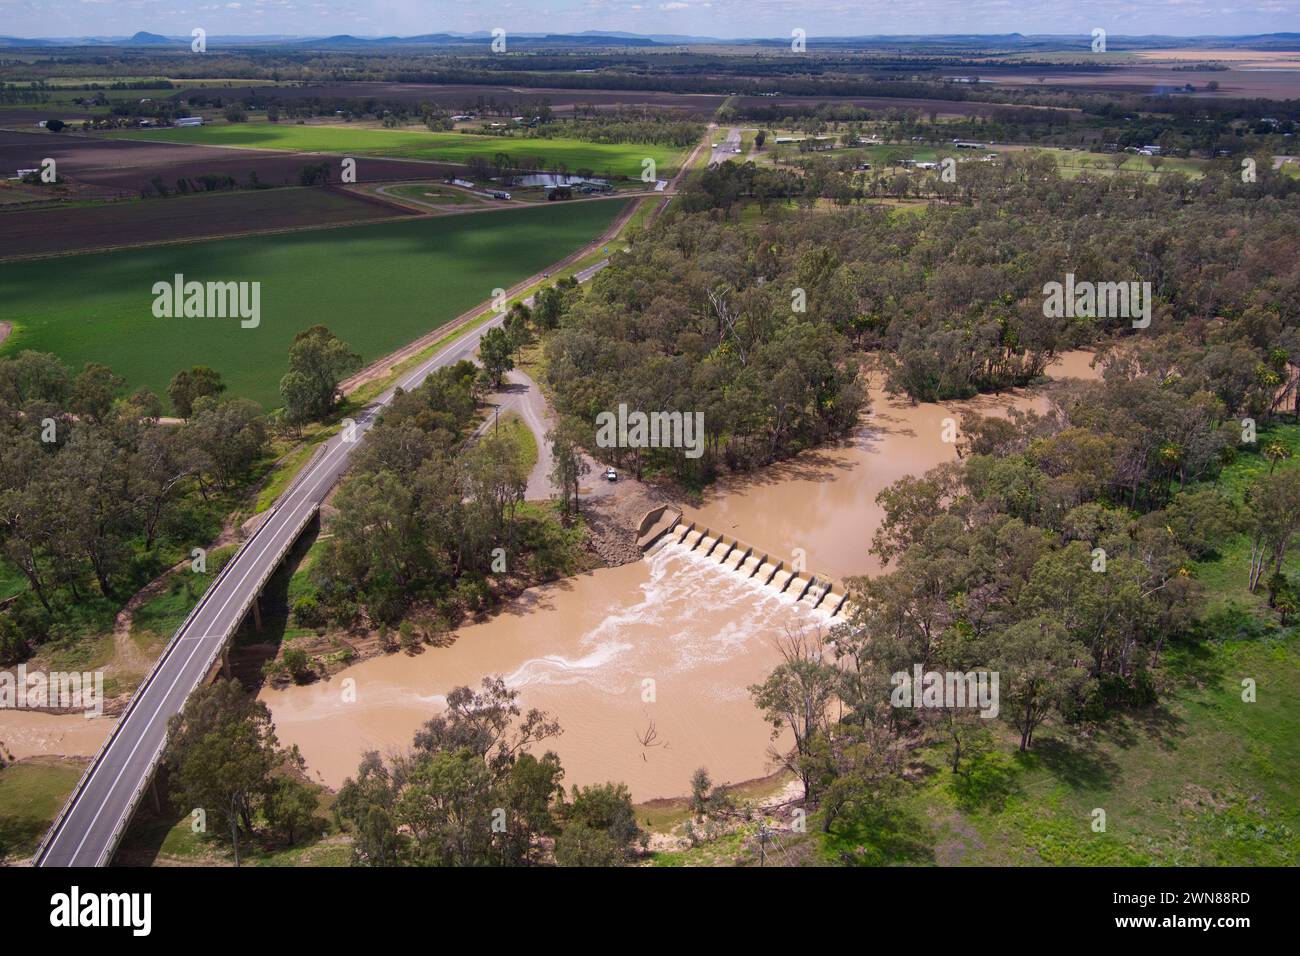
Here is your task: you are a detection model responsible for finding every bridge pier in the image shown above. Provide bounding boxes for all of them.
[251,597,263,632]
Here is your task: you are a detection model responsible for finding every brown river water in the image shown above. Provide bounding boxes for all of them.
[0,351,1099,801]
[257,350,1100,799]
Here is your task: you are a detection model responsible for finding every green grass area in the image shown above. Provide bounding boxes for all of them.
[539,196,653,283]
[130,545,238,647]
[0,560,26,601]
[2,200,629,412]
[109,120,685,179]
[1036,148,1206,180]
[0,758,84,860]
[497,413,538,470]
[813,420,1300,867]
[839,629,1299,867]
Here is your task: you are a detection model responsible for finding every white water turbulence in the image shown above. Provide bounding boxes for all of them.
[262,351,1104,800]
[264,539,826,801]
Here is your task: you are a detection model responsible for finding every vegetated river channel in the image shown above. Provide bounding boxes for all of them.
[259,351,1101,800]
[0,353,1099,803]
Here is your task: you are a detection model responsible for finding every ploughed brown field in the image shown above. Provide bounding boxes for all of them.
[0,129,461,197]
[0,185,415,260]
[967,66,1300,99]
[172,82,728,116]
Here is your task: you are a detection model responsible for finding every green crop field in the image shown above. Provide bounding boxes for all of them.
[0,200,628,411]
[109,121,684,179]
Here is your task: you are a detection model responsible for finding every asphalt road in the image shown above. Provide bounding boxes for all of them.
[478,367,615,502]
[37,256,616,868]
[710,127,742,165]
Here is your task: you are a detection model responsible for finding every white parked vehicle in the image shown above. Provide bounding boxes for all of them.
[603,467,618,482]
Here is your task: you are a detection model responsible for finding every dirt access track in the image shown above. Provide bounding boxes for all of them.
[0,129,462,198]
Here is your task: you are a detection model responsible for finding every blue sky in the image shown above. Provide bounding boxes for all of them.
[4,0,1299,39]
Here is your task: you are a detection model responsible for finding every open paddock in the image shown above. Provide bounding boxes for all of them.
[0,186,415,260]
[107,121,687,179]
[968,66,1300,99]
[0,129,460,197]
[0,199,629,411]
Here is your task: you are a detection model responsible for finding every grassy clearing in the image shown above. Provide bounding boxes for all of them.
[496,414,538,470]
[109,120,685,179]
[0,757,85,860]
[2,200,629,411]
[130,545,239,647]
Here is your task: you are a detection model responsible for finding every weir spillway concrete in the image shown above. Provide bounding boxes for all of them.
[635,507,852,618]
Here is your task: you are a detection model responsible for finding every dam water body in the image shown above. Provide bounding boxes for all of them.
[259,350,1102,800]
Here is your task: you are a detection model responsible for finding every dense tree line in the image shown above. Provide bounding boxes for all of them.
[667,153,1300,406]
[0,353,267,664]
[542,240,866,485]
[751,336,1300,844]
[334,678,644,866]
[529,111,703,148]
[163,679,320,865]
[298,357,577,634]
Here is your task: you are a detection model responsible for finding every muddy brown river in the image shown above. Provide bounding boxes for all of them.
[258,351,1100,800]
[0,354,1098,799]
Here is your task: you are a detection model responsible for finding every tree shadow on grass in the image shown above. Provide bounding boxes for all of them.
[825,799,935,866]
[1032,735,1121,791]
[1093,701,1186,755]
[948,749,1022,814]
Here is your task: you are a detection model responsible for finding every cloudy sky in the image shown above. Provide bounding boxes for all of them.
[5,0,1299,39]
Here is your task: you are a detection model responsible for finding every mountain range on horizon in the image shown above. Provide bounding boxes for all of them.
[1,29,1299,50]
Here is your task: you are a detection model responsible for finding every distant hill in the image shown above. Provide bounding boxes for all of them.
[0,31,1298,51]
[124,31,178,46]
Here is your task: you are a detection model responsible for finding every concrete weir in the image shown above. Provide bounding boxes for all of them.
[634,507,851,618]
